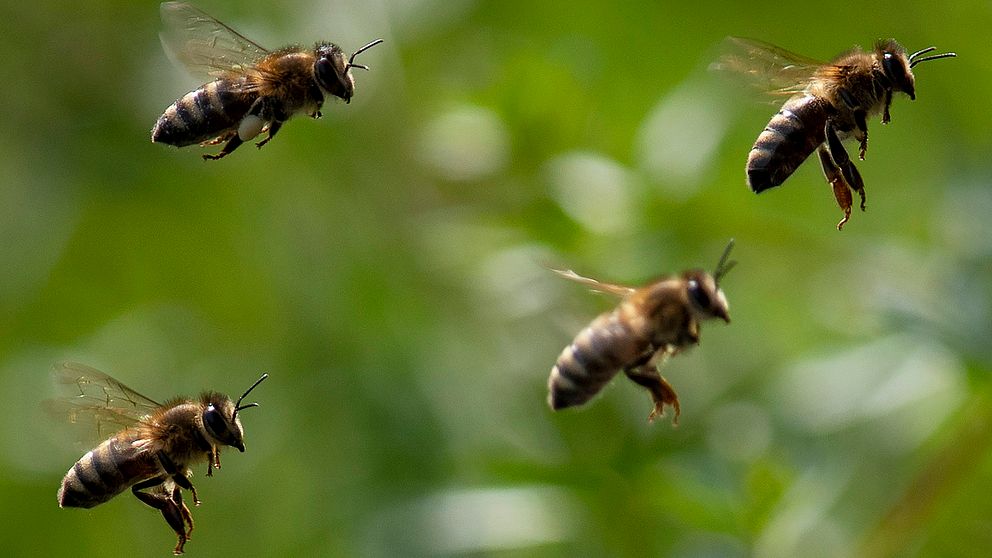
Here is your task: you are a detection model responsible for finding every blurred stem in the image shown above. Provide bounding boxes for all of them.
[860,380,992,557]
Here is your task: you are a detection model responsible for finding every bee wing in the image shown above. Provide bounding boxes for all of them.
[46,361,161,441]
[713,36,825,96]
[552,269,636,298]
[159,1,270,81]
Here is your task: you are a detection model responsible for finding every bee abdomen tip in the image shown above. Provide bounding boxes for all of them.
[746,168,779,192]
[547,385,587,411]
[150,121,172,145]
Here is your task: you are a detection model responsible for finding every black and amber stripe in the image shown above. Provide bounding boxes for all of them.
[548,311,642,410]
[58,432,157,509]
[746,94,831,192]
[151,79,255,147]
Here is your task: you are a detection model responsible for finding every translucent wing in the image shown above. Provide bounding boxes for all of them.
[712,36,825,96]
[159,1,270,81]
[47,361,161,441]
[552,268,636,298]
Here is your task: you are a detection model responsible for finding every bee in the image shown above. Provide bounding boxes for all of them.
[548,241,736,423]
[151,2,383,160]
[718,37,955,229]
[53,362,268,555]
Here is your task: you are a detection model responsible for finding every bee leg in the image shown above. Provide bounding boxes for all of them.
[818,147,853,230]
[255,121,284,149]
[157,450,201,506]
[824,122,867,220]
[236,96,289,150]
[882,90,893,124]
[200,131,235,147]
[825,121,865,197]
[855,110,869,160]
[837,90,870,160]
[205,446,221,476]
[202,135,243,160]
[624,361,680,425]
[172,486,195,541]
[204,96,283,159]
[131,478,189,555]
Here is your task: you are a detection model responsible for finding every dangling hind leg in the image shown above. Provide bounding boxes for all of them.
[818,147,854,230]
[624,346,680,424]
[131,477,190,555]
[203,134,244,160]
[825,121,867,212]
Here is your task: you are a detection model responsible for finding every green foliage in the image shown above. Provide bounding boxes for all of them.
[1,0,990,556]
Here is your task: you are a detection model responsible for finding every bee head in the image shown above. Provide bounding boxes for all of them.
[684,239,736,324]
[876,41,917,100]
[314,39,383,104]
[685,271,731,323]
[201,374,268,453]
[878,40,956,101]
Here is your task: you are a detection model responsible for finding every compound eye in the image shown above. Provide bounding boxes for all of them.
[687,279,711,310]
[882,53,915,97]
[203,404,229,440]
[882,52,908,85]
[315,57,338,89]
[314,57,353,101]
[883,53,900,77]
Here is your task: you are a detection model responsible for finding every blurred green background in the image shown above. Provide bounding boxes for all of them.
[2,0,990,556]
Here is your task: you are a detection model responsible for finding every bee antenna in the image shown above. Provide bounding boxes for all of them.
[713,239,738,286]
[347,38,384,72]
[909,50,956,68]
[233,373,268,418]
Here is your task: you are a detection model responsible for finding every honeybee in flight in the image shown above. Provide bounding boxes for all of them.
[53,362,267,555]
[718,37,955,229]
[548,241,736,423]
[151,2,383,160]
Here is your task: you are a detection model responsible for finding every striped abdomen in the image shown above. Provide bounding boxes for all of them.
[747,94,831,192]
[151,79,256,147]
[58,431,159,509]
[548,310,650,410]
